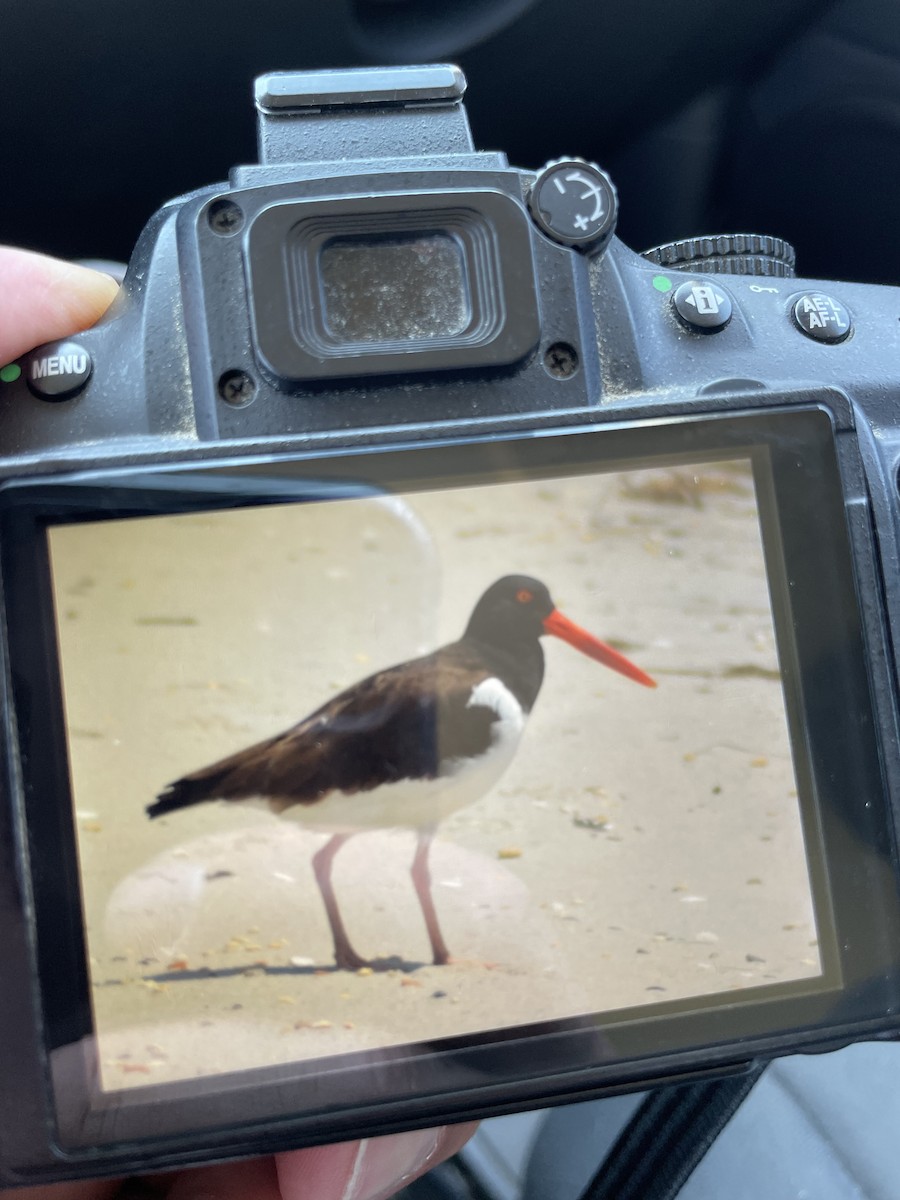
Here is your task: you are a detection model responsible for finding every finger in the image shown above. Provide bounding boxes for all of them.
[0,1179,121,1200]
[0,246,119,365]
[165,1156,280,1200]
[275,1122,479,1200]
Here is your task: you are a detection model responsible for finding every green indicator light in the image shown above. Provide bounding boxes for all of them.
[652,275,673,293]
[0,364,21,383]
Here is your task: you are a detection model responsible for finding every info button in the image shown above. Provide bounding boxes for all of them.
[25,340,93,401]
[672,280,733,332]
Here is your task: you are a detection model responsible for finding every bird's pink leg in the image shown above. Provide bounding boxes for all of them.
[412,829,450,966]
[312,833,369,971]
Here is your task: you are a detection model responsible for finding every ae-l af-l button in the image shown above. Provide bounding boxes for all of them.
[792,293,852,343]
[672,280,733,332]
[25,340,93,400]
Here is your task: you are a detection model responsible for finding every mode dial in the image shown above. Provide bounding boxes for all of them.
[642,233,796,277]
[529,159,618,254]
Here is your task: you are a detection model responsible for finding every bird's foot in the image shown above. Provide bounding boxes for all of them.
[334,950,371,972]
[432,952,486,968]
[328,934,370,971]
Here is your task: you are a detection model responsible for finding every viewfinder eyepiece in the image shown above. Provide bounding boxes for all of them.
[243,189,541,383]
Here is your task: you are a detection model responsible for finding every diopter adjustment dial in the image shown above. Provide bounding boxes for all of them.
[528,158,618,254]
[642,233,796,277]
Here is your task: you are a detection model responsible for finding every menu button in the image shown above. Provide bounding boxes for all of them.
[26,341,93,400]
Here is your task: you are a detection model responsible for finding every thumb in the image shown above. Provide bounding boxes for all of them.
[0,246,119,365]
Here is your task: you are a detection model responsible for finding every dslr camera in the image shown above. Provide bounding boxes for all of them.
[2,66,900,1183]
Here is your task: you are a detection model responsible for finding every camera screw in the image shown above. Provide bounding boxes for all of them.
[218,369,256,406]
[543,342,579,379]
[208,199,245,236]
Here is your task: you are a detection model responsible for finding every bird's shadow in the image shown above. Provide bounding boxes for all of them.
[144,955,428,984]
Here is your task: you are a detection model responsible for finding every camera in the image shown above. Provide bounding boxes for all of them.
[2,65,900,1184]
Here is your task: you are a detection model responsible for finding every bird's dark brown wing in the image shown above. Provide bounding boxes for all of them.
[147,643,498,817]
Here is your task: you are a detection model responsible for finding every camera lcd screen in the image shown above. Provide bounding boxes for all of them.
[45,451,825,1096]
[11,408,895,1151]
[318,233,470,342]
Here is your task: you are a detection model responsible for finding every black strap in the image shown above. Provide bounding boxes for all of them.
[577,1063,766,1200]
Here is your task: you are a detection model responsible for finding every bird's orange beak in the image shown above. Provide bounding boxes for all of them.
[543,609,657,688]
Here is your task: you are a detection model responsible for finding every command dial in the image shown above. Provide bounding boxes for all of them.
[642,233,796,277]
[529,158,618,253]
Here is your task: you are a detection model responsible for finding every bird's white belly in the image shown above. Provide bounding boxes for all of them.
[279,676,525,833]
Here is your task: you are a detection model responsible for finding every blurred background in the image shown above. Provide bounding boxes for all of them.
[3,0,900,284]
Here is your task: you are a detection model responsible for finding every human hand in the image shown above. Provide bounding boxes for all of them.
[0,246,119,365]
[0,1124,478,1200]
[0,246,478,1199]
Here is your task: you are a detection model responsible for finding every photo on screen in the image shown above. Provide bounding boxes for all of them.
[47,457,824,1092]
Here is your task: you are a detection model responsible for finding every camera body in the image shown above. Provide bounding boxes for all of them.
[3,66,900,1183]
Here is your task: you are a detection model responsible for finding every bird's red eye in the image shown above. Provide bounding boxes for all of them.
[516,589,533,603]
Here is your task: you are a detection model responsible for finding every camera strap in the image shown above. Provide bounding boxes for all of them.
[576,1063,766,1200]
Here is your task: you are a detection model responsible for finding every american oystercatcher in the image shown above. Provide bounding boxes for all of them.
[147,575,655,970]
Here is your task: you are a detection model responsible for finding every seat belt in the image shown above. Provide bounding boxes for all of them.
[577,1063,766,1200]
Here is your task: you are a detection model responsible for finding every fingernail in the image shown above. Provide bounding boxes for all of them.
[342,1129,442,1200]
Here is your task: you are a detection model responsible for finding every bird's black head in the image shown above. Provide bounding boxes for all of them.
[464,575,555,647]
[464,575,657,689]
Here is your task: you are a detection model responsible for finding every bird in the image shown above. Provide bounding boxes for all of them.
[147,575,655,970]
